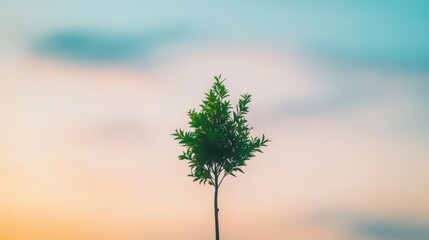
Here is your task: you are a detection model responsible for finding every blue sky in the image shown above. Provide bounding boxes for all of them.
[2,0,429,69]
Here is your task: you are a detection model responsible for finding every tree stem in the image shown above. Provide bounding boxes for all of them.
[214,178,220,240]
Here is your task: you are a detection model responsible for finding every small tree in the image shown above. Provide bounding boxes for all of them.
[173,75,269,240]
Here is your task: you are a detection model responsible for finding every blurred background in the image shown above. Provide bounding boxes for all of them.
[1,1,429,239]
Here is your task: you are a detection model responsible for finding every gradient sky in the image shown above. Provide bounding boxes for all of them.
[1,1,429,240]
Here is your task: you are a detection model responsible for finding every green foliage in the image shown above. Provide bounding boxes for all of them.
[173,75,269,187]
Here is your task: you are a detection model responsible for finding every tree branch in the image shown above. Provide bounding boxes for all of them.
[218,170,228,187]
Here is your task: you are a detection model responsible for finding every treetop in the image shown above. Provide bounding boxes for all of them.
[173,75,269,187]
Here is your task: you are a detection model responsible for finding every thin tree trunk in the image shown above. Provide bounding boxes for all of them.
[214,179,220,240]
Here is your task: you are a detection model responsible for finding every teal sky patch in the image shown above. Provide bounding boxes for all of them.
[4,0,427,69]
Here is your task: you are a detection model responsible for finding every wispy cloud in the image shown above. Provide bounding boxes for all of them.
[35,26,192,63]
[278,84,370,116]
[353,218,429,240]
[313,211,429,240]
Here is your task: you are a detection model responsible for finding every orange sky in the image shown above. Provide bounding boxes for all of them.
[1,45,429,240]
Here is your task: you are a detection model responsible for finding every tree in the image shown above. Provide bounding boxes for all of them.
[172,75,269,240]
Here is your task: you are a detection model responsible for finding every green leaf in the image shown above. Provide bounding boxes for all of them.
[173,75,269,185]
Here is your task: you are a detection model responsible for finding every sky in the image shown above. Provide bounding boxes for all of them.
[1,1,429,240]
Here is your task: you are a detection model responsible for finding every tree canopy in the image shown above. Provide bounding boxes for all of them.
[173,75,269,187]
